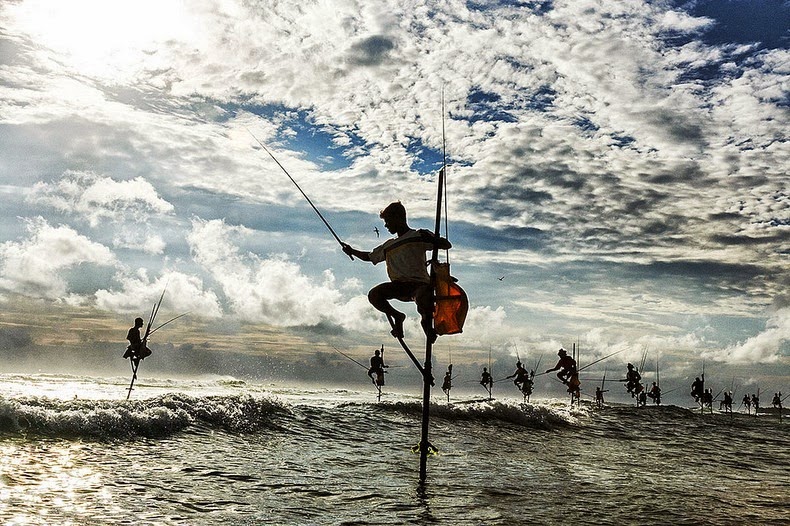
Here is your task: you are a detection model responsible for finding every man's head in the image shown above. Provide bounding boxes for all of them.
[558,348,566,356]
[380,202,407,234]
[135,317,144,327]
[374,349,380,355]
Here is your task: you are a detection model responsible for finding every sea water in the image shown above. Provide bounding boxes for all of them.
[0,373,787,525]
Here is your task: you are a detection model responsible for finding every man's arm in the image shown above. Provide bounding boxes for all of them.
[342,243,372,262]
[418,230,452,250]
[545,362,561,373]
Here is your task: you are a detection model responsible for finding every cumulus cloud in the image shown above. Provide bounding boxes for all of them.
[94,268,223,318]
[0,217,116,299]
[186,218,375,329]
[708,307,790,364]
[112,230,167,255]
[460,305,508,344]
[27,170,174,227]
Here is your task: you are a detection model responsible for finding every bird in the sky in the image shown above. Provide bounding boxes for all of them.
[374,227,380,238]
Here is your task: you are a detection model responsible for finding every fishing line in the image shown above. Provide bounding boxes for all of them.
[246,128,352,259]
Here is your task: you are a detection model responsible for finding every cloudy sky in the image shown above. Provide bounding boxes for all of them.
[0,0,787,399]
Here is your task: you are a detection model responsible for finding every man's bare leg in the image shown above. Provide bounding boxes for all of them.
[387,311,407,339]
[369,283,410,339]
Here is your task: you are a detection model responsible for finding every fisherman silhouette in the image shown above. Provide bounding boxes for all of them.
[506,361,529,391]
[690,375,704,403]
[342,202,451,344]
[720,391,733,412]
[743,394,752,414]
[702,389,714,412]
[595,386,608,408]
[368,348,387,387]
[647,382,661,405]
[751,393,760,413]
[772,392,782,409]
[441,365,453,395]
[521,370,535,398]
[625,363,642,397]
[545,348,576,386]
[637,390,647,408]
[480,367,493,391]
[124,317,152,366]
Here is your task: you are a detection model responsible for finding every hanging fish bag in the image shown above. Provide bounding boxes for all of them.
[433,262,468,335]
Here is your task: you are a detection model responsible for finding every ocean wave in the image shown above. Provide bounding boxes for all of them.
[0,393,290,439]
[340,398,583,429]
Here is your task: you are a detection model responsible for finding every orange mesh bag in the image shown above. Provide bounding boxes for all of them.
[433,262,468,335]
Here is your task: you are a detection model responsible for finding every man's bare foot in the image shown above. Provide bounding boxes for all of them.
[388,312,406,339]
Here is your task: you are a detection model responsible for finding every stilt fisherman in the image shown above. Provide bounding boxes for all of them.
[342,202,451,343]
[441,364,453,397]
[368,347,387,387]
[546,348,576,386]
[625,363,642,397]
[123,316,152,367]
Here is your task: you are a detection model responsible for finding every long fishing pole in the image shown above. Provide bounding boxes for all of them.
[148,312,189,336]
[578,348,627,372]
[246,128,352,260]
[331,345,369,370]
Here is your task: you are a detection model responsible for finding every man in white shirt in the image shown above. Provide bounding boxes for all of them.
[343,202,451,343]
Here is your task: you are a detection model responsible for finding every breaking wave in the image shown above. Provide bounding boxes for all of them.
[0,393,290,439]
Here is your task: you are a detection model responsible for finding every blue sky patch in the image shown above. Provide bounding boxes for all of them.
[466,0,553,15]
[407,137,445,175]
[685,0,789,51]
[212,100,366,171]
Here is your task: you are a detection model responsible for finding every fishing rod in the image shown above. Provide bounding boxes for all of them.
[148,312,190,336]
[578,348,626,373]
[639,346,649,376]
[330,345,369,370]
[246,128,352,260]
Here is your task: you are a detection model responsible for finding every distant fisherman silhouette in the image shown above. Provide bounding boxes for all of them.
[702,389,713,411]
[772,392,782,410]
[625,363,642,397]
[368,348,387,387]
[480,367,493,390]
[720,391,733,412]
[342,202,451,344]
[506,361,529,391]
[124,317,152,366]
[647,382,661,405]
[690,375,704,403]
[595,386,608,408]
[442,365,453,395]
